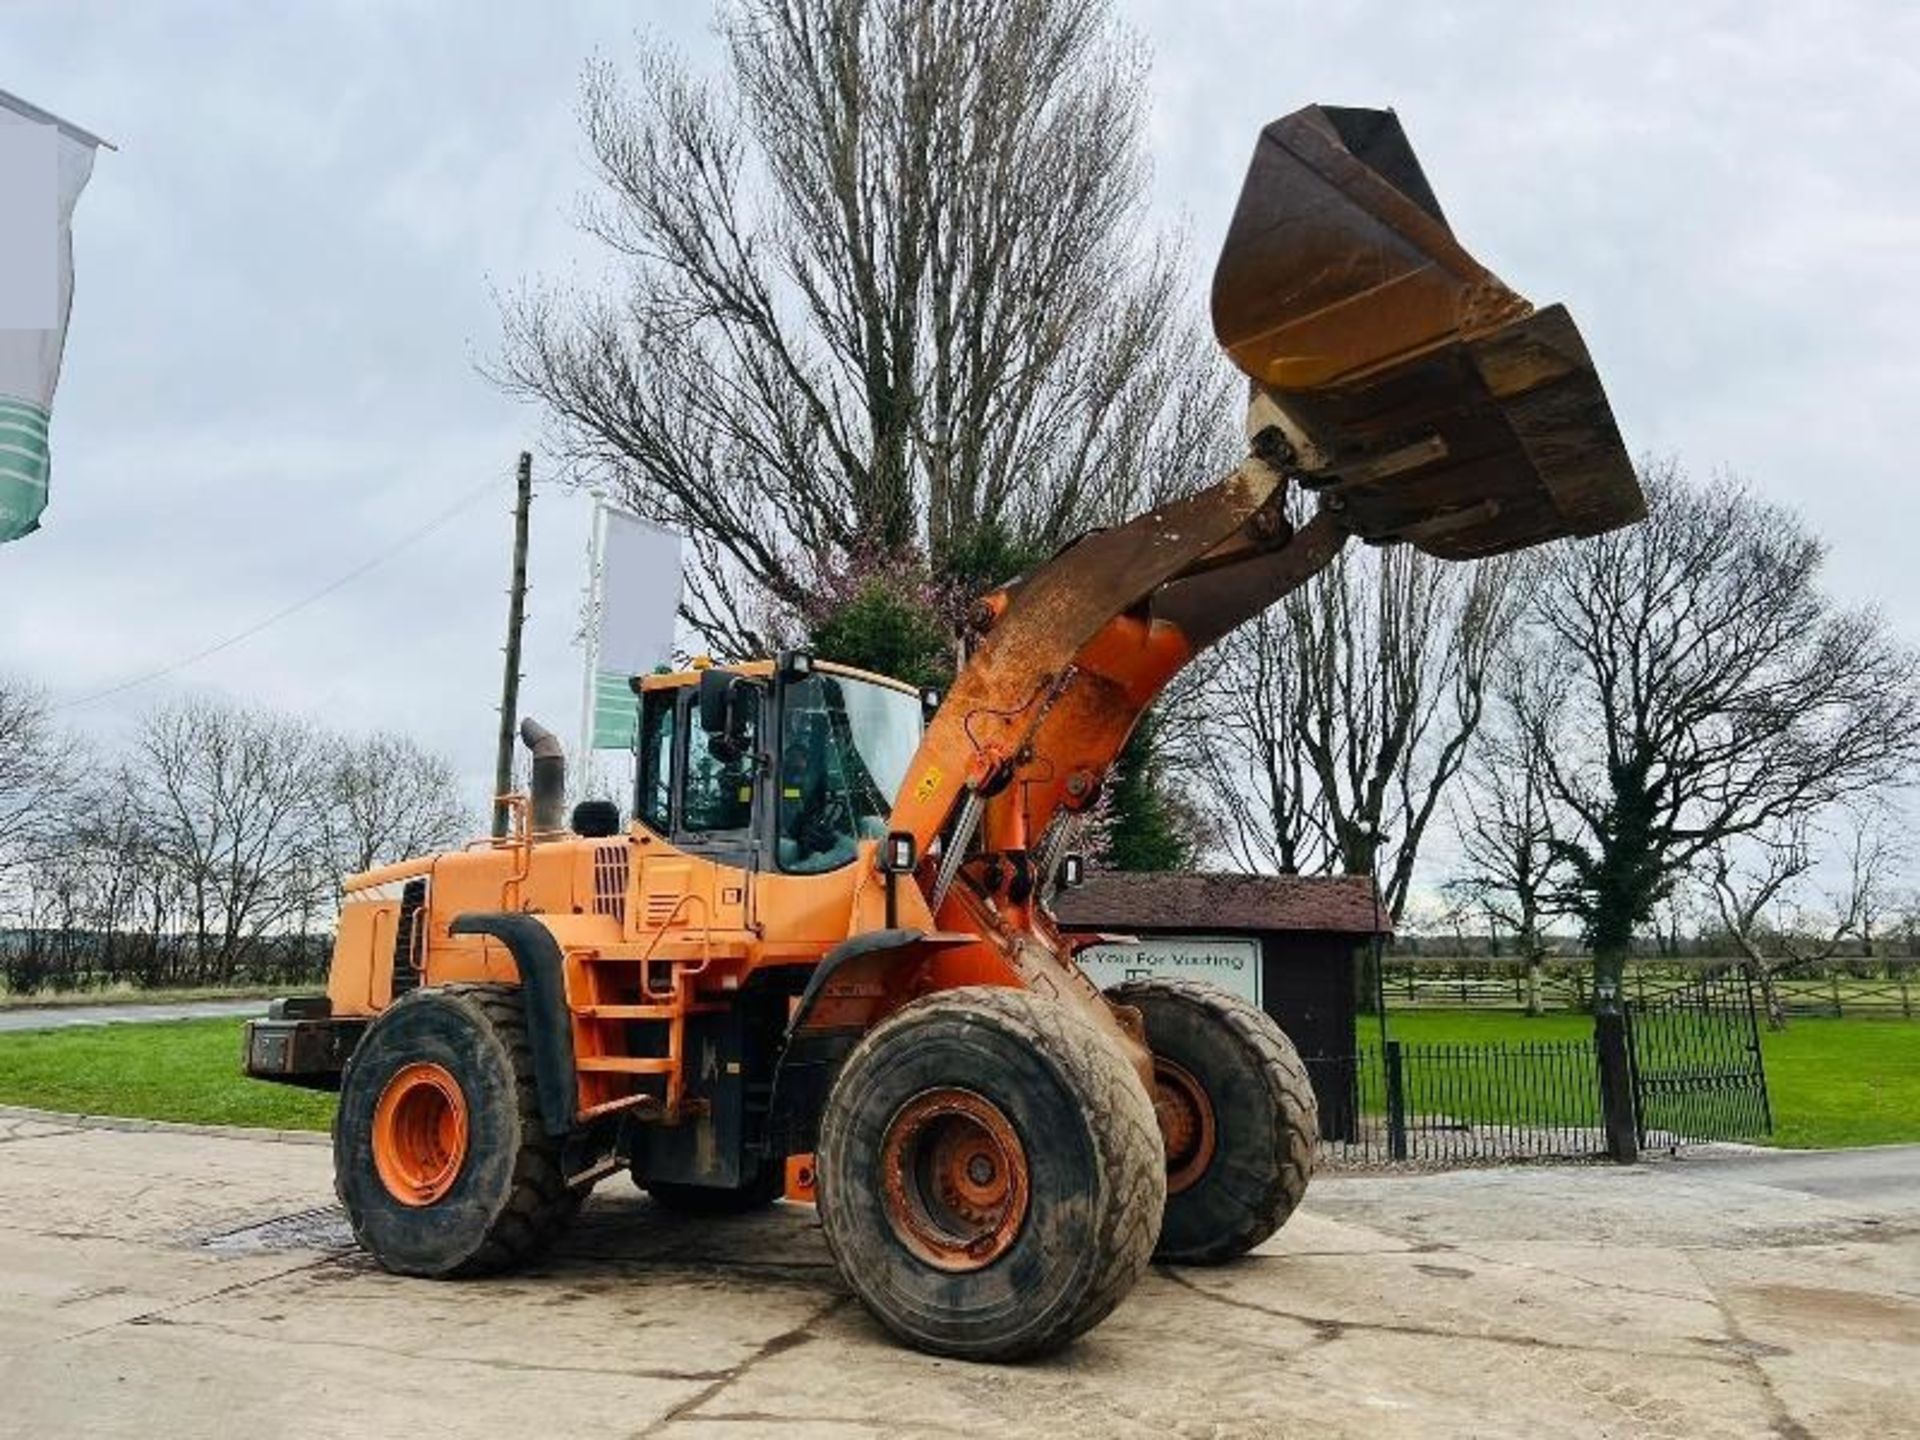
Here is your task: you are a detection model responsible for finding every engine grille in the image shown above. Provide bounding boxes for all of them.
[592,844,630,923]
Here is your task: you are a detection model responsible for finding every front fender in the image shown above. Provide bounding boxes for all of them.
[786,927,926,1036]
[767,928,926,1153]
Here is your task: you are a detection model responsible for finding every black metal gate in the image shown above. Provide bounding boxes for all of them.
[1625,973,1772,1145]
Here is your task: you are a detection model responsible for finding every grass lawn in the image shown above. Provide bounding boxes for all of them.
[1369,1010,1920,1148]
[0,1009,1912,1151]
[0,1018,334,1132]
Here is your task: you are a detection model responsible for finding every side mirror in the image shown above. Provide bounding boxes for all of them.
[697,669,757,760]
[697,668,734,735]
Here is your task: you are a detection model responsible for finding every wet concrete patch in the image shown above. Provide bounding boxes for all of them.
[200,1204,353,1256]
[1739,1283,1919,1341]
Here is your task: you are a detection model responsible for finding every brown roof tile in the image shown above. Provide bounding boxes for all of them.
[1053,871,1391,937]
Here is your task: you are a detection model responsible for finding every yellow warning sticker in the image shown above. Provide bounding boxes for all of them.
[913,765,943,802]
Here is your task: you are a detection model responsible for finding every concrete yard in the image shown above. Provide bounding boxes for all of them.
[0,1109,1913,1439]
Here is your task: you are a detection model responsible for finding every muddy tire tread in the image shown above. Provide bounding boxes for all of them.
[819,985,1165,1360]
[336,983,580,1277]
[1108,976,1316,1264]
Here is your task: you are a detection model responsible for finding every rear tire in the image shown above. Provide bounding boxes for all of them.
[816,986,1165,1361]
[335,984,582,1277]
[1107,978,1316,1264]
[638,1158,786,1216]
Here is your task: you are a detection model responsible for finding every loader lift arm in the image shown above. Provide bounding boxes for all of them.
[887,457,1346,879]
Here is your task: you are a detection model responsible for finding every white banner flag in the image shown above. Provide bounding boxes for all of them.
[582,503,683,751]
[0,89,104,544]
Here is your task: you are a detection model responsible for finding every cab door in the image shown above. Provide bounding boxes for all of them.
[632,683,759,941]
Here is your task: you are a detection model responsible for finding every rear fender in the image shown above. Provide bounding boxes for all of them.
[447,913,576,1137]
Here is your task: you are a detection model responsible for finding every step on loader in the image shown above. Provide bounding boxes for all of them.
[246,104,1641,1360]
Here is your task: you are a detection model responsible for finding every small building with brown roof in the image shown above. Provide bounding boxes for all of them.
[1054,872,1389,1142]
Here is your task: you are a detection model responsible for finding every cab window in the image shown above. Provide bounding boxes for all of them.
[777,673,922,873]
[634,689,676,833]
[680,691,758,835]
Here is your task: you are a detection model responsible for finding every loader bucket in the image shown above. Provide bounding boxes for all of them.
[1212,104,1643,558]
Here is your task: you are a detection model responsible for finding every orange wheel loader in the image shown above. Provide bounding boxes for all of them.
[245,105,1643,1360]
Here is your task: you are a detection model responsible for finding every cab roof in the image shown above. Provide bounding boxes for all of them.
[633,658,919,697]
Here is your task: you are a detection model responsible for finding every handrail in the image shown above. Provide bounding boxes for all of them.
[490,793,532,909]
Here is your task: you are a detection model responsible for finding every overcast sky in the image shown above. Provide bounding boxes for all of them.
[6,1,1918,823]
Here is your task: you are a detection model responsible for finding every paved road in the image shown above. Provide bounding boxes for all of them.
[0,1111,1912,1438]
[0,999,264,1034]
[1672,1143,1920,1205]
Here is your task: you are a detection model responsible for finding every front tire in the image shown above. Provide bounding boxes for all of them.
[335,983,581,1277]
[816,986,1165,1361]
[1108,978,1317,1264]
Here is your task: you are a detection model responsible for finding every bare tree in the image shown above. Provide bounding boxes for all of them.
[496,0,1234,650]
[0,679,479,994]
[1853,824,1907,960]
[68,775,172,984]
[318,731,473,891]
[1708,812,1905,1028]
[1172,609,1327,876]
[1448,664,1561,1013]
[1178,539,1521,920]
[1513,463,1920,988]
[132,699,332,985]
[0,677,74,890]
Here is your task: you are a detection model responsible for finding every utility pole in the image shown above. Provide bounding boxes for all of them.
[492,452,533,838]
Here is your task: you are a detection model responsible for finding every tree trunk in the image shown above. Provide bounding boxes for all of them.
[1757,966,1788,1031]
[1590,943,1630,1011]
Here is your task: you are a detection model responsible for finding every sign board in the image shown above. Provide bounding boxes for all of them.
[1077,935,1262,1009]
[580,502,683,752]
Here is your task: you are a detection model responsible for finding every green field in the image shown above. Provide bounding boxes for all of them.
[0,1011,1914,1150]
[0,1018,335,1131]
[1370,1010,1920,1148]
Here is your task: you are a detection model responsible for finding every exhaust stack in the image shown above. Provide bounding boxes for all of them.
[1211,104,1643,558]
[518,718,567,839]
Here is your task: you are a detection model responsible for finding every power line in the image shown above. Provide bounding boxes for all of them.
[55,470,516,712]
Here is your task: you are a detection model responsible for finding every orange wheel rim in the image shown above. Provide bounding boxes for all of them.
[880,1088,1029,1273]
[372,1062,469,1207]
[1152,1058,1217,1194]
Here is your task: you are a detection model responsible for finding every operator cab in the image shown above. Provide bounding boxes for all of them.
[633,654,928,874]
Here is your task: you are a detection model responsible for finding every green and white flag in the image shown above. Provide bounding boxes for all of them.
[0,89,104,544]
[580,501,683,752]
